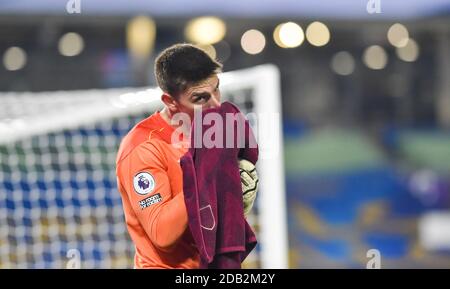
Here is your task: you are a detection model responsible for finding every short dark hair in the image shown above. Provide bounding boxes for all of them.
[154,43,223,98]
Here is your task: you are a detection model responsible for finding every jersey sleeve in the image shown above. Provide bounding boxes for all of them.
[119,141,188,251]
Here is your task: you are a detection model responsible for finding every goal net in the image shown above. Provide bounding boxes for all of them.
[0,64,288,269]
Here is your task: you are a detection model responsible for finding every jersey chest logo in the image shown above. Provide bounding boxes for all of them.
[133,172,155,195]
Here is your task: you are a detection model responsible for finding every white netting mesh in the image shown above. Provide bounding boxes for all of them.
[0,65,287,268]
[0,114,144,268]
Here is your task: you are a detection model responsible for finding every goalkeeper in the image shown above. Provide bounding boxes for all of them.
[115,43,258,269]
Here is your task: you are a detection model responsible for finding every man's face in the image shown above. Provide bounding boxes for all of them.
[174,74,221,121]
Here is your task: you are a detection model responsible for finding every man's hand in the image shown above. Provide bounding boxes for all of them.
[239,159,259,217]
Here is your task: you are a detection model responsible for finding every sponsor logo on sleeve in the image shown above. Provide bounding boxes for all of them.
[139,193,162,210]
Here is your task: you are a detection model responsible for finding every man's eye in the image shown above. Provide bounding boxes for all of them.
[195,95,210,103]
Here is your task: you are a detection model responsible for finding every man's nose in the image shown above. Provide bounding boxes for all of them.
[207,95,221,108]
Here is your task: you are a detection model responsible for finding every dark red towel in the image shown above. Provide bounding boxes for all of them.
[180,101,258,269]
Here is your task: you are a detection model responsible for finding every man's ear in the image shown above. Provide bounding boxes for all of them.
[161,93,178,112]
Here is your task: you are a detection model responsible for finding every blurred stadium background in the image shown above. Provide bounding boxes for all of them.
[1,0,450,268]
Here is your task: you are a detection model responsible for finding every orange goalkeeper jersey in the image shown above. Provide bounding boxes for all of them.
[116,111,200,269]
